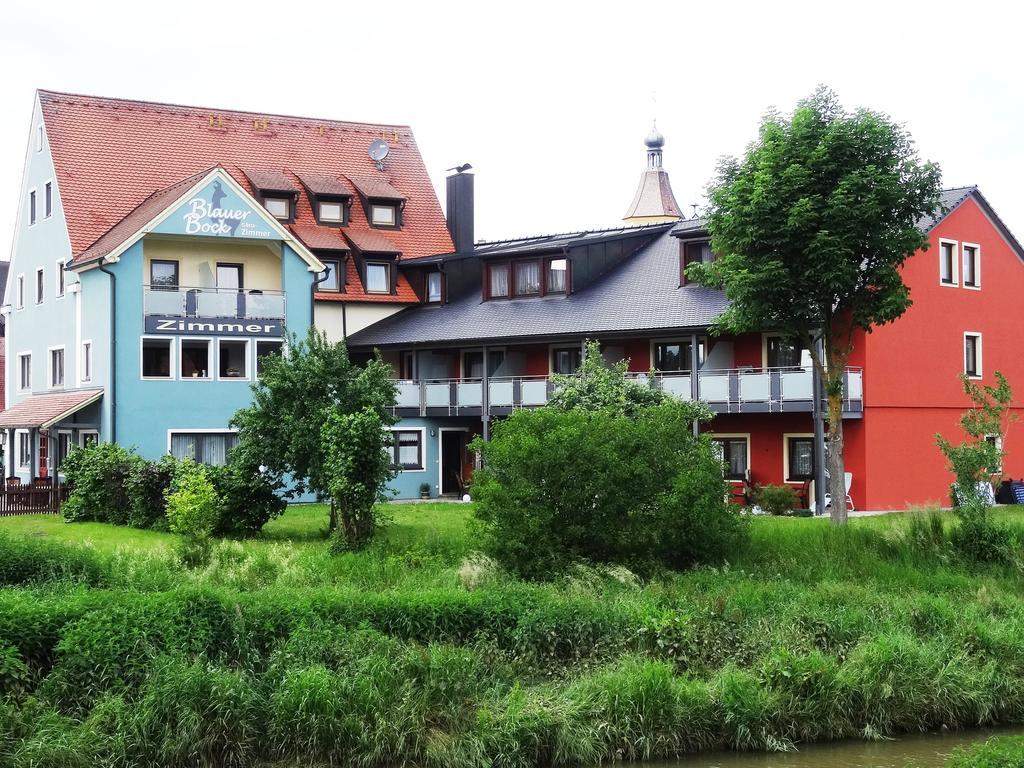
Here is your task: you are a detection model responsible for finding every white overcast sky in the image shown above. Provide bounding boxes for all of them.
[2,0,1022,256]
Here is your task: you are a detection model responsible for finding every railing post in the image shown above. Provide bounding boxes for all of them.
[689,333,700,437]
[812,337,827,515]
[482,345,491,442]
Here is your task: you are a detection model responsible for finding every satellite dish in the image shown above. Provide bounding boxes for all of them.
[368,139,390,162]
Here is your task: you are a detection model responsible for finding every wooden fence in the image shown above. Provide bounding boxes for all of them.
[0,483,68,516]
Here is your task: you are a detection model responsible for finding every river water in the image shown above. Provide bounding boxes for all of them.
[639,728,1024,768]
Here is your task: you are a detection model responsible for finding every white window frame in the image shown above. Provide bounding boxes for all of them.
[35,267,44,304]
[390,427,426,472]
[15,274,25,310]
[47,345,66,389]
[179,337,213,380]
[35,124,43,153]
[370,204,397,226]
[17,352,31,392]
[166,428,240,465]
[28,187,37,227]
[650,336,708,373]
[44,179,53,219]
[79,430,99,448]
[938,238,959,287]
[55,430,74,473]
[254,338,285,379]
[365,262,391,294]
[783,433,816,483]
[140,336,176,380]
[318,200,344,223]
[549,344,585,375]
[263,196,290,219]
[55,259,65,298]
[709,432,752,482]
[962,241,981,290]
[964,331,983,379]
[426,271,443,303]
[16,430,31,470]
[81,340,93,383]
[217,338,250,381]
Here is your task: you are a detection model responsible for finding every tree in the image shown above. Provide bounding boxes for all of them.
[548,340,670,417]
[230,329,397,540]
[691,87,943,523]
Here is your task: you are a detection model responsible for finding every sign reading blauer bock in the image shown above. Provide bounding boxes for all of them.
[145,315,283,337]
[153,176,276,240]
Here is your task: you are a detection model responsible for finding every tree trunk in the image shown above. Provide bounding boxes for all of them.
[329,500,338,533]
[826,390,847,525]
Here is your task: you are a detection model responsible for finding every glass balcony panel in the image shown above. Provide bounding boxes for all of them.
[457,381,482,407]
[699,372,730,402]
[739,372,770,401]
[660,373,691,399]
[395,382,420,408]
[847,371,863,400]
[197,291,239,318]
[245,293,285,319]
[145,289,185,316]
[781,370,813,400]
[520,380,548,406]
[425,382,451,407]
[489,380,514,406]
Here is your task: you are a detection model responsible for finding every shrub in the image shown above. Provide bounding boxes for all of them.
[471,400,743,578]
[61,443,140,523]
[124,454,180,530]
[206,459,287,537]
[951,501,1016,565]
[752,483,800,516]
[165,462,220,567]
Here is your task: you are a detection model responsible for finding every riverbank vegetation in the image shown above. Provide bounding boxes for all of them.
[1,505,1024,766]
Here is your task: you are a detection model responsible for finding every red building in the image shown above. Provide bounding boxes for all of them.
[349,130,1024,509]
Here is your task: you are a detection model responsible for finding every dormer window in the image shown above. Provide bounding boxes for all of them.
[319,258,342,292]
[370,204,398,227]
[318,200,346,224]
[486,257,571,300]
[426,271,443,303]
[680,240,712,285]
[365,262,390,294]
[547,258,568,294]
[263,196,291,220]
[514,261,540,295]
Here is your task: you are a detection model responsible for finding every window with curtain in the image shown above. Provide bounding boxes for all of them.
[514,261,540,295]
[766,336,804,369]
[787,437,814,480]
[654,340,705,372]
[489,264,509,298]
[547,258,567,293]
[169,432,239,466]
[391,430,423,470]
[426,271,443,302]
[712,438,748,480]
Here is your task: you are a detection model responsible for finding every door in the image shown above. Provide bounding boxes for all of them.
[440,431,465,495]
[217,263,244,317]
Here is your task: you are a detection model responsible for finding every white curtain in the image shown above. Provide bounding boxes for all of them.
[489,266,509,297]
[514,261,540,294]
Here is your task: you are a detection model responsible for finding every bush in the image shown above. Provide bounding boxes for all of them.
[166,462,220,567]
[951,502,1016,565]
[752,484,800,516]
[124,454,180,530]
[471,401,744,578]
[206,460,287,537]
[948,736,1024,767]
[61,443,140,523]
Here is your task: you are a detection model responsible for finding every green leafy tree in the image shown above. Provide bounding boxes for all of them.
[692,87,942,523]
[321,407,396,551]
[230,328,396,536]
[548,340,674,417]
[165,459,220,567]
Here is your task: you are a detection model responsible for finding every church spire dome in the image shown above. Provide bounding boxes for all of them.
[623,122,682,224]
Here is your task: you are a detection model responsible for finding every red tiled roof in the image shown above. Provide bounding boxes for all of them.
[314,257,419,304]
[243,169,298,192]
[344,174,406,200]
[290,224,349,251]
[344,229,400,254]
[296,172,354,197]
[0,389,104,429]
[39,91,453,261]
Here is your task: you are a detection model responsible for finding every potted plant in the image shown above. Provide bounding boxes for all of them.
[419,482,431,499]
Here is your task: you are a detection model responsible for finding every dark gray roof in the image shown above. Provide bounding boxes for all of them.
[471,223,668,257]
[348,229,728,347]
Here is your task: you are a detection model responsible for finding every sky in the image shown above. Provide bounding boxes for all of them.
[2,0,1022,256]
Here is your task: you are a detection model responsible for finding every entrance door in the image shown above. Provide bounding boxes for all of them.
[440,431,465,495]
[217,263,244,318]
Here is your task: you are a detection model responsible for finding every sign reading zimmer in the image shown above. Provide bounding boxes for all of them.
[153,176,276,240]
[145,315,283,337]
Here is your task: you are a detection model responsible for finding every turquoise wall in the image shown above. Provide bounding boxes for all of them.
[386,416,479,499]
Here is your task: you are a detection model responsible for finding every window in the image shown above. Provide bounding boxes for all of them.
[552,346,583,374]
[681,240,712,285]
[49,348,65,388]
[56,432,73,470]
[547,258,568,294]
[180,339,211,379]
[365,262,390,294]
[426,271,443,303]
[391,430,424,470]
[766,335,807,369]
[150,260,179,290]
[488,263,509,298]
[370,204,396,226]
[55,260,65,298]
[514,261,541,296]
[654,340,706,372]
[18,353,31,391]
[80,431,99,448]
[786,436,815,480]
[28,189,36,225]
[965,333,982,378]
[15,275,24,309]
[142,338,173,379]
[319,259,341,292]
[18,432,31,470]
[264,196,291,219]
[81,341,93,383]
[318,200,344,223]
[216,263,243,290]
[713,437,748,480]
[939,240,958,286]
[963,243,980,289]
[36,124,43,152]
[44,181,52,218]
[463,350,505,378]
[218,339,248,379]
[256,340,284,378]
[170,431,239,466]
[35,268,43,304]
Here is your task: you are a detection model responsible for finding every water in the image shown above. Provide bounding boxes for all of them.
[639,728,1024,768]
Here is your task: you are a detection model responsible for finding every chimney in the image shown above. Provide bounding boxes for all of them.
[446,167,474,253]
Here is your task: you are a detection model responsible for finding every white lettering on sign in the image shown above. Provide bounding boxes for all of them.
[183,198,253,235]
[154,318,277,334]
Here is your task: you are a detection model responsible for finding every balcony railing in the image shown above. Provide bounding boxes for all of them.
[143,286,286,320]
[391,367,864,417]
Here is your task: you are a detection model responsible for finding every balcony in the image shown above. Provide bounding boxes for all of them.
[143,286,287,321]
[391,367,864,418]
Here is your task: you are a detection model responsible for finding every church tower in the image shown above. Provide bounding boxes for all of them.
[622,122,683,224]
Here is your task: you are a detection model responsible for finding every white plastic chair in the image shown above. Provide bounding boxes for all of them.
[823,472,854,513]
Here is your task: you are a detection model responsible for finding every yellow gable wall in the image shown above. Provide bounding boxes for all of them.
[143,236,283,290]
[315,302,407,343]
